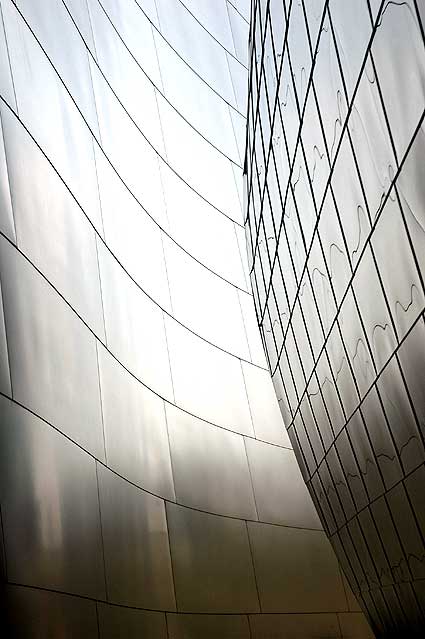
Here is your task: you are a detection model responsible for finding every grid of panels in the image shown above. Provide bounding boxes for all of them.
[0,0,374,637]
[245,0,425,635]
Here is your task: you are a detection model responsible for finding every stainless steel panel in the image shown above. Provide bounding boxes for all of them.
[341,572,362,612]
[242,362,291,448]
[0,237,105,459]
[158,95,241,223]
[227,3,249,65]
[97,464,175,610]
[153,30,239,162]
[179,0,234,53]
[6,584,98,638]
[166,404,256,519]
[238,294,267,368]
[0,3,16,111]
[89,59,167,228]
[160,162,246,289]
[97,0,162,86]
[164,236,250,359]
[352,244,397,373]
[338,612,376,639]
[0,276,11,396]
[166,502,259,613]
[1,105,105,339]
[13,0,100,135]
[155,0,236,106]
[249,613,341,639]
[371,2,425,160]
[88,0,164,152]
[97,240,174,401]
[372,194,424,341]
[227,53,247,112]
[328,0,371,100]
[2,0,103,233]
[98,344,175,501]
[97,602,167,639]
[0,110,14,243]
[0,396,105,597]
[248,522,346,613]
[245,438,321,528]
[167,613,250,639]
[165,316,253,435]
[95,148,171,311]
[398,318,425,444]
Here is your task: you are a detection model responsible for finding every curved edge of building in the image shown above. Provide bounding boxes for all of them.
[1,0,372,637]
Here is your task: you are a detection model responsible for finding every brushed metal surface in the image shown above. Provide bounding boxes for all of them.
[6,584,99,638]
[1,104,105,339]
[245,438,321,528]
[0,236,105,459]
[166,404,256,519]
[97,240,174,401]
[98,345,175,501]
[0,396,105,598]
[167,613,250,639]
[2,0,103,232]
[164,236,250,359]
[0,276,11,397]
[0,111,14,243]
[248,522,346,613]
[166,502,260,613]
[242,362,290,446]
[98,464,175,610]
[154,0,237,107]
[249,612,341,639]
[165,317,253,435]
[97,602,167,639]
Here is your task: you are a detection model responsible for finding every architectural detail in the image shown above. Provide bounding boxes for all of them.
[246,1,425,636]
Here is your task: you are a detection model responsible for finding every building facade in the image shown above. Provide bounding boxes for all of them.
[0,0,373,637]
[246,0,425,636]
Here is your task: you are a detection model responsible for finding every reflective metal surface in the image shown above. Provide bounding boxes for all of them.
[0,0,372,636]
[0,396,105,598]
[97,465,175,610]
[247,0,425,635]
[166,502,259,613]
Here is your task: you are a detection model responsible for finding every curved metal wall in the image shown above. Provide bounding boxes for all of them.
[245,0,425,636]
[0,0,371,637]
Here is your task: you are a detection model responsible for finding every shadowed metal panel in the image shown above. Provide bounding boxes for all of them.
[249,613,341,639]
[248,522,346,613]
[97,602,167,639]
[245,438,321,528]
[98,345,175,501]
[247,0,425,635]
[6,585,99,638]
[1,105,105,339]
[97,464,175,610]
[0,236,105,459]
[0,0,374,635]
[166,502,259,613]
[0,396,105,598]
[166,613,250,639]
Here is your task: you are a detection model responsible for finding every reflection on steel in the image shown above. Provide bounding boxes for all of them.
[0,0,372,637]
[246,0,425,636]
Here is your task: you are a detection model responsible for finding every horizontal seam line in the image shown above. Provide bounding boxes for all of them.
[130,0,247,113]
[0,392,312,530]
[173,0,248,68]
[92,0,244,167]
[13,0,245,229]
[0,234,280,439]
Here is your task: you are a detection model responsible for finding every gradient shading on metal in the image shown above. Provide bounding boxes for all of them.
[0,0,372,637]
[245,0,425,636]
